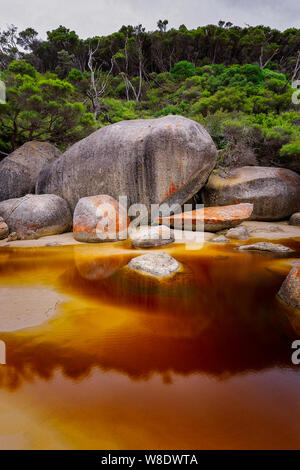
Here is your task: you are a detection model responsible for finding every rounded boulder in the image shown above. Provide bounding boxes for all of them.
[127,252,180,278]
[73,195,130,243]
[289,213,300,226]
[36,116,217,214]
[0,194,72,238]
[0,141,61,202]
[202,166,300,221]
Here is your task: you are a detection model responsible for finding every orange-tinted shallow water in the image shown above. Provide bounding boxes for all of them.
[0,240,300,450]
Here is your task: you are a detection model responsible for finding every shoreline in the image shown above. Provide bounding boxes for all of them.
[0,220,299,249]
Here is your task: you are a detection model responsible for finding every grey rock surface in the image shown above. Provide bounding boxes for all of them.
[0,194,72,238]
[202,166,300,221]
[73,194,130,242]
[237,242,293,253]
[0,141,61,202]
[36,116,217,214]
[278,266,300,311]
[226,226,250,240]
[0,219,9,239]
[7,232,18,242]
[211,235,230,243]
[127,252,180,277]
[130,225,175,248]
[289,212,300,226]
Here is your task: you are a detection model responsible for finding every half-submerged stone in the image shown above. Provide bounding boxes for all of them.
[211,235,229,243]
[0,194,72,239]
[130,225,175,248]
[237,242,293,253]
[157,203,253,232]
[226,226,250,240]
[127,252,180,277]
[73,195,130,243]
[278,266,300,311]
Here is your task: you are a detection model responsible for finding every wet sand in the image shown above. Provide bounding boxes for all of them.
[0,287,67,332]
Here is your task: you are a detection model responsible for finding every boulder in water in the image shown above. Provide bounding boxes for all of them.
[237,242,293,253]
[127,252,180,277]
[278,266,300,311]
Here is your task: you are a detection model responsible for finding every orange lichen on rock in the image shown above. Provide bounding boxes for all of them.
[73,195,130,243]
[156,203,253,232]
[163,181,183,200]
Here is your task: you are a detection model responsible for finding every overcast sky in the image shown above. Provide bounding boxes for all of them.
[0,0,299,39]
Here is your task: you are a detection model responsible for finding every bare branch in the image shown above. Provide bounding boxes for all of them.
[291,50,300,82]
[259,45,279,69]
[86,40,114,118]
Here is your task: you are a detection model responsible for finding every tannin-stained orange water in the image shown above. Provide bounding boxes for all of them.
[0,240,299,450]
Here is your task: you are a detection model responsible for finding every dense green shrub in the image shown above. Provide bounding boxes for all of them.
[171,61,195,79]
[8,60,37,78]
[67,68,84,83]
[100,98,138,123]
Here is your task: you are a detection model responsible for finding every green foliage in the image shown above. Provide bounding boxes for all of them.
[67,68,84,83]
[8,59,37,77]
[192,86,252,115]
[0,22,299,167]
[155,102,190,117]
[280,140,300,158]
[100,98,138,123]
[0,70,96,151]
[171,61,195,79]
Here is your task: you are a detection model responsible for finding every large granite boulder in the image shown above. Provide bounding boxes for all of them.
[0,194,72,239]
[0,141,61,202]
[278,266,300,311]
[36,116,217,215]
[202,166,300,221]
[73,195,130,242]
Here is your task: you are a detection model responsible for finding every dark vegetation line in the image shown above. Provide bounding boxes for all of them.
[0,20,299,171]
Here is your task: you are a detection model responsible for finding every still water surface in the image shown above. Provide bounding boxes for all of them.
[0,240,299,449]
